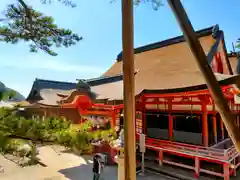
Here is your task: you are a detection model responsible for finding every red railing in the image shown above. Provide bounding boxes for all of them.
[135,135,240,179]
[136,133,238,162]
[145,137,228,162]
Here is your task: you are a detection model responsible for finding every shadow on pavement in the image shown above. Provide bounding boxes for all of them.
[58,163,117,180]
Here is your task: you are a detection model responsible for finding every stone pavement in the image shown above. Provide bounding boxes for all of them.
[0,166,66,180]
[59,165,177,180]
[0,145,176,180]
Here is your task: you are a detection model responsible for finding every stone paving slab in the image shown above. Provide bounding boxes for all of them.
[59,165,177,180]
[0,166,66,180]
[0,154,21,174]
[0,145,177,180]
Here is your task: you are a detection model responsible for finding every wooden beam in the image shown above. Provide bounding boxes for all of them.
[122,0,136,180]
[167,0,240,152]
[144,101,204,105]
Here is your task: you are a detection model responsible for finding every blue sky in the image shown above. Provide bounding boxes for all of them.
[0,0,239,97]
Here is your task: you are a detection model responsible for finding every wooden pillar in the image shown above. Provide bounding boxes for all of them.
[142,96,146,134]
[122,0,136,179]
[111,111,116,128]
[233,158,237,177]
[194,157,200,178]
[220,118,225,140]
[159,150,163,166]
[223,163,230,180]
[168,98,173,141]
[212,103,217,144]
[77,107,82,124]
[237,115,240,129]
[44,109,47,117]
[213,115,217,144]
[169,115,173,141]
[202,104,209,147]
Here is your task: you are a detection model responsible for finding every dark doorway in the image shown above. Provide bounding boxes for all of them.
[146,112,169,140]
[208,115,215,146]
[173,114,202,145]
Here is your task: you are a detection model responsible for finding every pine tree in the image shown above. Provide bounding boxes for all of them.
[0,0,81,56]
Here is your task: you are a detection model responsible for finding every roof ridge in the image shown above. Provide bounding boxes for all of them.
[35,78,77,85]
[116,24,218,61]
[85,73,123,82]
[84,70,140,86]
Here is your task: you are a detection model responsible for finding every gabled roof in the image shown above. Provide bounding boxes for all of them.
[228,52,240,74]
[31,78,90,91]
[26,78,93,106]
[83,70,140,86]
[83,74,123,86]
[90,73,240,100]
[89,25,238,100]
[116,25,215,61]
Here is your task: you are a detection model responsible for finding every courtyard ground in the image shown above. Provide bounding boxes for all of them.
[3,145,240,180]
[0,145,176,180]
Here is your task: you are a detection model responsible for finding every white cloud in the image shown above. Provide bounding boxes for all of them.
[0,56,106,74]
[0,55,108,97]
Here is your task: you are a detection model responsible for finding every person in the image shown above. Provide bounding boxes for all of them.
[119,129,124,147]
[93,155,102,180]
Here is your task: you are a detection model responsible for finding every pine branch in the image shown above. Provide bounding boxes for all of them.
[0,3,82,56]
[18,0,33,34]
[40,0,77,7]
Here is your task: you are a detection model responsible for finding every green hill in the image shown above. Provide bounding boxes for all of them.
[0,82,25,101]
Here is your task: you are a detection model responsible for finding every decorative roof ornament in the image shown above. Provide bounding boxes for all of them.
[211,24,219,38]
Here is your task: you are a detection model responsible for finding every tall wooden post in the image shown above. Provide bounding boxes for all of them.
[167,0,240,152]
[111,111,116,128]
[142,96,146,134]
[122,0,136,180]
[213,115,217,143]
[221,118,225,140]
[168,99,173,141]
[202,104,208,147]
[212,103,217,143]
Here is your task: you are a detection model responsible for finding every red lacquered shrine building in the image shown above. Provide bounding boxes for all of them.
[60,90,123,128]
[82,25,240,180]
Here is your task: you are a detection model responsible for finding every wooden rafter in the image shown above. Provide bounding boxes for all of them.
[167,0,240,152]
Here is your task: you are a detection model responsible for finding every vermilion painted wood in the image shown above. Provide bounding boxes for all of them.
[60,81,240,180]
